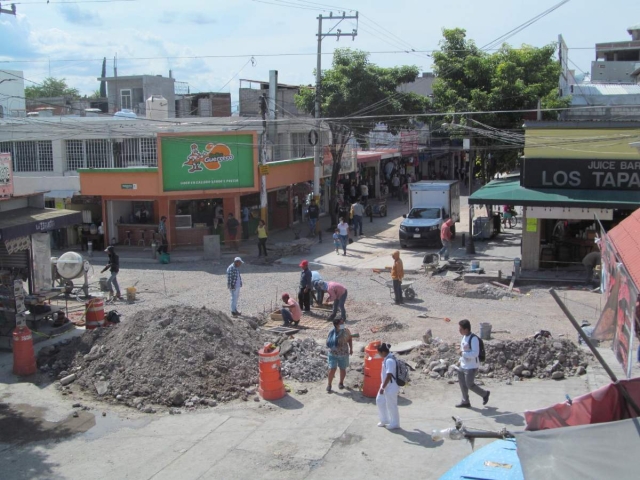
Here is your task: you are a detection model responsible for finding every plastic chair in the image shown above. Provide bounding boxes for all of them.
[138,230,146,246]
[124,231,131,246]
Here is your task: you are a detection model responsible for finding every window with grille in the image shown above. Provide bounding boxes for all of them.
[66,140,85,170]
[291,132,308,159]
[140,138,157,166]
[86,139,112,168]
[120,139,138,167]
[0,140,54,172]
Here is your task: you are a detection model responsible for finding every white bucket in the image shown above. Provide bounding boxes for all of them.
[470,260,480,271]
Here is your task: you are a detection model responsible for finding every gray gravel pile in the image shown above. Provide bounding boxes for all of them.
[409,337,591,381]
[37,306,269,411]
[279,337,327,382]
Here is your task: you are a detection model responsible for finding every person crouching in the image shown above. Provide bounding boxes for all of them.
[280,293,302,326]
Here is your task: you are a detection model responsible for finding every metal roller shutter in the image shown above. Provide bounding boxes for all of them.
[0,242,29,269]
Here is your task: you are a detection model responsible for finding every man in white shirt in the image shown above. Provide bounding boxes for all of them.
[456,319,490,408]
[351,200,365,237]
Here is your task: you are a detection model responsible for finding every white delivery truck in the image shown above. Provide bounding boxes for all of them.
[399,180,460,248]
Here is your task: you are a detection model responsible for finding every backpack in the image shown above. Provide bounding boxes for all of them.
[105,310,121,324]
[470,333,486,362]
[326,328,338,349]
[388,354,410,387]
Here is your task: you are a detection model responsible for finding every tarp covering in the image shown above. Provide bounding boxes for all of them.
[524,378,640,431]
[516,418,640,480]
[468,178,640,208]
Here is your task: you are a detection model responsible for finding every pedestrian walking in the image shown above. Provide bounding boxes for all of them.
[391,251,404,305]
[352,200,364,237]
[256,219,268,257]
[298,260,312,312]
[456,319,490,408]
[439,217,453,261]
[101,246,122,300]
[401,182,408,204]
[376,343,400,429]
[226,257,244,317]
[226,213,240,250]
[307,200,320,237]
[280,293,302,326]
[326,281,348,321]
[325,317,353,393]
[213,202,223,230]
[241,205,250,240]
[333,229,341,254]
[391,174,400,199]
[337,218,349,255]
[360,183,369,203]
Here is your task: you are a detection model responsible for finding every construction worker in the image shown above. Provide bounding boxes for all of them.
[298,260,312,312]
[391,251,404,305]
[101,246,122,300]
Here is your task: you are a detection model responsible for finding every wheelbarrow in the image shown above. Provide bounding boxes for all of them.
[371,276,417,300]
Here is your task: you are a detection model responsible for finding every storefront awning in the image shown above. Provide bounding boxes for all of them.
[0,208,83,242]
[357,152,382,164]
[468,178,640,209]
[43,190,77,199]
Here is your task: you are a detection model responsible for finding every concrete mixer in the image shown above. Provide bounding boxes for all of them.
[51,252,92,298]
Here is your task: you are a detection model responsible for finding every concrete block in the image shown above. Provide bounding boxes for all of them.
[203,235,221,260]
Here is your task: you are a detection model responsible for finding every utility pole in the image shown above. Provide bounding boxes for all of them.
[259,94,269,225]
[466,127,476,254]
[0,3,17,15]
[313,11,358,201]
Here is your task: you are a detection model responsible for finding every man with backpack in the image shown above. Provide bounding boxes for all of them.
[456,319,490,408]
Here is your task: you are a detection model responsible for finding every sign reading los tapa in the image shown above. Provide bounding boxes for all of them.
[523,158,640,190]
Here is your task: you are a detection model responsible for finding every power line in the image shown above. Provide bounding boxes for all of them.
[13,0,137,4]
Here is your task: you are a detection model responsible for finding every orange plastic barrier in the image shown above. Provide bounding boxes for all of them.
[363,341,383,398]
[258,346,286,400]
[12,326,36,376]
[85,297,105,330]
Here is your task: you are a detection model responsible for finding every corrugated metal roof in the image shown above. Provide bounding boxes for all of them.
[572,83,640,95]
[608,209,640,291]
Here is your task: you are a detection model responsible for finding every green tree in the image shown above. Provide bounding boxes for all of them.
[24,77,80,99]
[295,48,430,224]
[431,28,569,174]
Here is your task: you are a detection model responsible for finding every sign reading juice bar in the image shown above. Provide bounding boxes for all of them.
[160,133,257,192]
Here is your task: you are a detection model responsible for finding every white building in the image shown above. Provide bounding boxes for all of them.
[0,69,26,118]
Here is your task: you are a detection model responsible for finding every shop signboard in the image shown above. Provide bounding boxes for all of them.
[401,130,419,156]
[523,158,640,190]
[322,144,356,178]
[160,133,256,192]
[0,153,14,198]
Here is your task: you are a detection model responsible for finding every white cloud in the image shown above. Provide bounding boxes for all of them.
[57,5,103,27]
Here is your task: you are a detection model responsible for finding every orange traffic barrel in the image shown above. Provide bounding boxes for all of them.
[12,326,36,376]
[258,346,286,401]
[363,341,383,398]
[85,297,105,330]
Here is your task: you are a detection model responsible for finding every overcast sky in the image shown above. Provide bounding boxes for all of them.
[1,0,639,110]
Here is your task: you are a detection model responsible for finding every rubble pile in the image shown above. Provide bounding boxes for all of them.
[434,280,514,300]
[410,336,591,381]
[278,337,327,382]
[37,306,269,411]
[268,239,314,258]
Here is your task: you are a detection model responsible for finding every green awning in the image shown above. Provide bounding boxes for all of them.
[469,178,640,209]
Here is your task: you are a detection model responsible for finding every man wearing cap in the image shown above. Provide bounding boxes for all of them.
[280,293,302,326]
[227,257,244,316]
[298,260,312,313]
[311,270,324,306]
[326,281,348,322]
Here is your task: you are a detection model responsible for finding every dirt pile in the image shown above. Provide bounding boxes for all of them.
[278,337,327,382]
[37,306,269,411]
[408,336,591,381]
